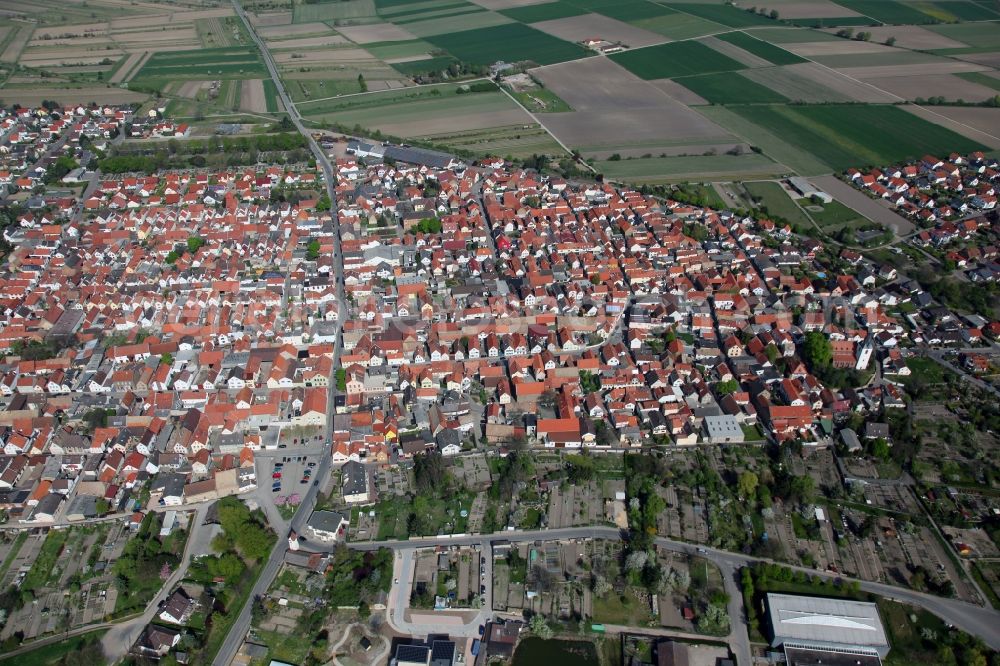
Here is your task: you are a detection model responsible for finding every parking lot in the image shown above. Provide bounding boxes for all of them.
[265,454,320,499]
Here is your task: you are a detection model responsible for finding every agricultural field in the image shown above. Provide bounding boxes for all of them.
[532,57,741,157]
[675,72,790,104]
[726,103,987,171]
[596,153,785,184]
[424,22,591,65]
[716,31,808,65]
[610,40,748,79]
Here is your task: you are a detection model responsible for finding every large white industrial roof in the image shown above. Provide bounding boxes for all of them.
[766,593,890,650]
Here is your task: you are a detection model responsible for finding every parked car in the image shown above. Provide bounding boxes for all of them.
[272,472,282,479]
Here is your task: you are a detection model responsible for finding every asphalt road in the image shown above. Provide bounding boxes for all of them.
[212,3,345,665]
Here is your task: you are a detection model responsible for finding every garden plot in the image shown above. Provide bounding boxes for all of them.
[112,27,201,50]
[530,13,667,48]
[336,22,419,43]
[741,62,898,102]
[30,23,107,39]
[532,56,737,154]
[863,73,999,102]
[19,47,125,68]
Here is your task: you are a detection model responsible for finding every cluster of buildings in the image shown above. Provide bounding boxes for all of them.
[0,103,127,196]
[320,152,995,458]
[846,152,999,223]
[0,157,336,523]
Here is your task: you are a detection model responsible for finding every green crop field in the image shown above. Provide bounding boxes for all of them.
[384,0,470,19]
[391,4,485,23]
[729,103,986,171]
[956,71,1000,92]
[611,40,747,79]
[425,23,591,66]
[293,0,377,22]
[500,1,587,22]
[589,0,678,22]
[666,2,779,27]
[365,39,439,60]
[262,79,279,112]
[596,153,784,183]
[391,56,459,75]
[299,81,488,114]
[632,13,723,39]
[925,21,1000,47]
[716,31,807,65]
[132,47,266,81]
[676,72,790,104]
[783,16,879,27]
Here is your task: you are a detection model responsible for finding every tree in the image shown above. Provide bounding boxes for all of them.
[529,613,554,639]
[160,353,173,366]
[738,471,759,499]
[95,498,110,515]
[716,379,739,395]
[885,36,896,46]
[187,236,206,254]
[306,239,321,261]
[802,331,832,369]
[335,368,347,391]
[870,437,891,461]
[579,370,601,394]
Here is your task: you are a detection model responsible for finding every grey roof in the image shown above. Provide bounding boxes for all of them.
[704,414,743,439]
[840,429,862,452]
[342,461,368,496]
[308,509,347,533]
[766,593,889,653]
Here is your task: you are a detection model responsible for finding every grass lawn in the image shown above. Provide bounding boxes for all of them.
[611,40,747,79]
[256,628,312,665]
[808,200,866,229]
[741,423,765,441]
[729,103,986,172]
[675,71,789,104]
[9,629,108,666]
[591,589,655,626]
[716,31,807,65]
[509,87,572,112]
[901,356,953,388]
[744,180,812,227]
[425,23,591,65]
[21,529,68,594]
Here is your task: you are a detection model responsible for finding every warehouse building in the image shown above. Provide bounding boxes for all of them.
[766,593,890,663]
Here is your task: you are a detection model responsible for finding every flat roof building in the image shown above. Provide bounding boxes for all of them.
[703,414,744,444]
[766,593,890,659]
